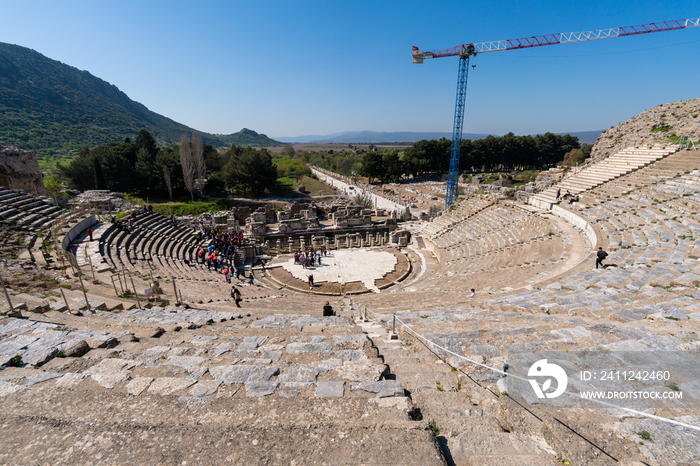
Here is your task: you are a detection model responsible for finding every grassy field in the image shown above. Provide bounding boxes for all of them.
[120,174,334,214]
[276,175,332,196]
[124,194,229,216]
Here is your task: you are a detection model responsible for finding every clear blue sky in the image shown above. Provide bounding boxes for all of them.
[2,0,698,139]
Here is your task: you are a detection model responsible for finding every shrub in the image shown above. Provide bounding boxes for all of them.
[9,354,23,367]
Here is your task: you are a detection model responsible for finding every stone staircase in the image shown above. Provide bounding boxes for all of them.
[529,144,680,209]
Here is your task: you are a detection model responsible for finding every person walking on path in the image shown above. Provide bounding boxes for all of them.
[596,247,608,269]
[308,274,314,290]
[87,228,93,241]
[231,286,242,308]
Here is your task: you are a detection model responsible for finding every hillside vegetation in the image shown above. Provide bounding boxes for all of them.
[591,97,700,161]
[0,42,279,168]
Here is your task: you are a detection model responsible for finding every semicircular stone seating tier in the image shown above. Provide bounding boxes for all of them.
[0,187,62,230]
[88,212,223,283]
[489,150,700,325]
[416,194,578,293]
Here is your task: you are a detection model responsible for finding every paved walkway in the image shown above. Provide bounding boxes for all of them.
[280,249,398,292]
[310,168,418,217]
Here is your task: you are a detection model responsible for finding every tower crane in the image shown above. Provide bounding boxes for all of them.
[413,18,700,208]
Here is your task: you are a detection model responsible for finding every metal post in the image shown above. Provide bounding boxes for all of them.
[129,276,141,309]
[392,313,396,334]
[172,278,179,305]
[78,273,91,313]
[0,273,14,313]
[60,287,70,312]
[87,254,97,282]
[122,265,128,295]
[110,275,120,296]
[179,290,184,306]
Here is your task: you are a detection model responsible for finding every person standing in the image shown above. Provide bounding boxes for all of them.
[308,274,314,290]
[596,247,608,269]
[86,228,93,242]
[231,286,242,308]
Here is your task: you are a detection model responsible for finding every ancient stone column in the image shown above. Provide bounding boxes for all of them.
[359,237,364,248]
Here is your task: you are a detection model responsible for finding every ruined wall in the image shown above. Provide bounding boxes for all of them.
[0,142,45,196]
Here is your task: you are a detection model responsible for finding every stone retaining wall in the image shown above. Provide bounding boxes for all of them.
[61,215,97,251]
[0,142,45,196]
[551,205,597,249]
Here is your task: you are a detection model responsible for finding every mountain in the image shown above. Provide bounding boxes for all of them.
[275,130,603,144]
[0,42,279,165]
[224,128,280,147]
[275,131,486,144]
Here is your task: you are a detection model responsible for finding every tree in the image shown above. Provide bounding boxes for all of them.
[94,156,107,190]
[99,146,135,192]
[179,134,196,200]
[157,147,183,187]
[135,147,158,193]
[134,129,158,160]
[58,147,95,191]
[282,145,295,157]
[203,144,226,172]
[192,132,206,188]
[43,177,65,202]
[380,151,402,183]
[163,165,173,200]
[359,151,383,183]
[561,148,586,166]
[223,147,277,197]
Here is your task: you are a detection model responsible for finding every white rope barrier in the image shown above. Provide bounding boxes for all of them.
[391,314,700,433]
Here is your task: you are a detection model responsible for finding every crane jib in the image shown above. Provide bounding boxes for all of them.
[504,34,561,50]
[618,20,689,37]
[424,18,699,59]
[415,16,699,208]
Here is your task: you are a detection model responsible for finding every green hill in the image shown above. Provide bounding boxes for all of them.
[0,42,280,169]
